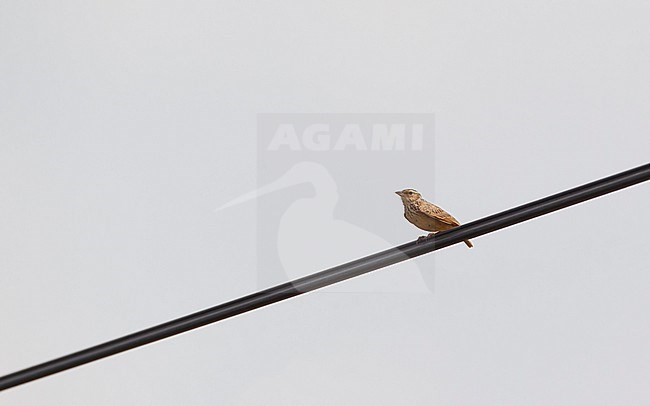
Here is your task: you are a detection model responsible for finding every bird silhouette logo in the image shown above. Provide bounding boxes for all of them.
[217,162,431,293]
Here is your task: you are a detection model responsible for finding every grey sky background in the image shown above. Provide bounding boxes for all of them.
[1,1,649,404]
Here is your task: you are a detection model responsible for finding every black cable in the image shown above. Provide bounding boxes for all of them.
[1,163,648,392]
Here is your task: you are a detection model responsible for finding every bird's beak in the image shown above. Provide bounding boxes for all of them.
[395,191,402,196]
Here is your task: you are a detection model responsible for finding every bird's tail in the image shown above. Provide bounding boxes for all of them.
[464,239,473,248]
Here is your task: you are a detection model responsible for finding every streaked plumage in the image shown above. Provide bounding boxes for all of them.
[396,188,473,248]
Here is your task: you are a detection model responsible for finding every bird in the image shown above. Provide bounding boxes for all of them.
[395,188,473,248]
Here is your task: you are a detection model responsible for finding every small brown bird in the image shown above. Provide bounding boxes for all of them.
[396,188,473,248]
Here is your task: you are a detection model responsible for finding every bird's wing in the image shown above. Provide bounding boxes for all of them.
[419,201,460,226]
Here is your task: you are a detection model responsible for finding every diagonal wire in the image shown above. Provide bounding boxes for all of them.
[1,163,648,392]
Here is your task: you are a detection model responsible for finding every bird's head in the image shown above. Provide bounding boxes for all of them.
[395,188,421,203]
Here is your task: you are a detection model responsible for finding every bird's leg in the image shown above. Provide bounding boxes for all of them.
[416,232,437,243]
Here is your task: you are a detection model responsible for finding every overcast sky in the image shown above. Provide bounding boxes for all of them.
[1,1,649,404]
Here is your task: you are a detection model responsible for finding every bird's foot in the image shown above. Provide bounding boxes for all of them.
[416,233,437,244]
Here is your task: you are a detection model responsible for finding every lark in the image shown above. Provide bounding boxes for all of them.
[396,189,473,248]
